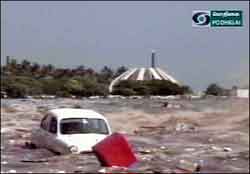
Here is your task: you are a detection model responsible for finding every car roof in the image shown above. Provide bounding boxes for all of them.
[48,108,106,120]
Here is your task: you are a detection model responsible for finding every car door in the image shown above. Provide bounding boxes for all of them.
[45,116,58,152]
[46,116,68,154]
[40,114,54,149]
[32,114,50,148]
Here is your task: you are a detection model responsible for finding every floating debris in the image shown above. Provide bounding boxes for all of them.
[211,146,222,151]
[223,147,232,152]
[139,149,152,154]
[1,161,8,165]
[141,156,152,161]
[8,169,17,173]
[98,168,106,173]
[15,128,29,133]
[21,158,48,163]
[1,127,11,133]
[208,138,213,143]
[160,146,167,150]
[184,148,196,152]
[175,123,196,132]
[98,166,130,173]
[176,159,200,173]
[9,140,15,144]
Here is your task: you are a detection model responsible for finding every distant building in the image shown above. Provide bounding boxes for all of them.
[236,89,249,98]
[109,51,181,93]
[230,86,249,98]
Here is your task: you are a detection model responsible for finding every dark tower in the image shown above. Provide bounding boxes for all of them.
[151,50,156,68]
[6,56,10,65]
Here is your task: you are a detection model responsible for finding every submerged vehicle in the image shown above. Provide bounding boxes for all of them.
[30,108,112,154]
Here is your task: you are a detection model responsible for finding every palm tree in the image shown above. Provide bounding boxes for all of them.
[31,63,41,75]
[21,59,31,72]
[101,66,114,80]
[9,59,18,73]
[115,66,128,77]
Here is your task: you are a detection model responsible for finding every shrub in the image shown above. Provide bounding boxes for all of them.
[112,80,191,96]
[2,76,43,98]
[205,83,224,96]
[112,88,136,96]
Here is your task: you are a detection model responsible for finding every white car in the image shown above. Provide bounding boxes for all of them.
[30,108,112,154]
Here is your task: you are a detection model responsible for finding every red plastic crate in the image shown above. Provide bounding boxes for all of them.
[92,132,138,168]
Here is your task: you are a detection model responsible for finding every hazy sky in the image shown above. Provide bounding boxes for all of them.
[1,1,249,91]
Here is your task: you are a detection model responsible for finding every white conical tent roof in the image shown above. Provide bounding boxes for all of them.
[109,67,181,93]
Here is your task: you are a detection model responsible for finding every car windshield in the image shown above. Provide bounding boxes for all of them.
[60,118,109,135]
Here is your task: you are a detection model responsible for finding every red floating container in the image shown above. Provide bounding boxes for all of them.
[92,132,138,168]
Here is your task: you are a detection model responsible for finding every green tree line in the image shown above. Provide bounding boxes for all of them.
[1,58,196,98]
[1,58,127,98]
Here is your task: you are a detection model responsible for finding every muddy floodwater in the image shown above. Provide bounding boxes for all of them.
[1,97,249,173]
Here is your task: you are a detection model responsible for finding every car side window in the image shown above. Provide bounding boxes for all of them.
[40,115,49,130]
[49,117,57,134]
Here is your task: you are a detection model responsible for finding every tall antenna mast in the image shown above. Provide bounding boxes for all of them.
[151,50,156,68]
